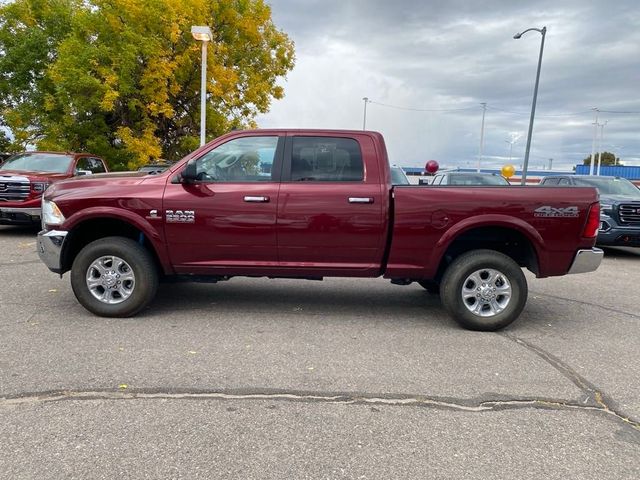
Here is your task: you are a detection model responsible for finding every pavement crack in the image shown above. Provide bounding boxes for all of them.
[1,388,638,431]
[529,290,640,320]
[501,332,640,431]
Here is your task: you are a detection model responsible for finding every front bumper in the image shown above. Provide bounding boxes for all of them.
[0,206,41,225]
[37,229,68,274]
[567,248,604,275]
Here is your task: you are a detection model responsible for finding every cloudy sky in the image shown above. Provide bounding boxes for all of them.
[256,0,640,171]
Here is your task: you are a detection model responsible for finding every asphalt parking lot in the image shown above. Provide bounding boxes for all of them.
[0,225,638,479]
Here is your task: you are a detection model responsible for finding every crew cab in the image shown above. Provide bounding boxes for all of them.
[540,175,640,247]
[37,130,602,331]
[0,152,108,225]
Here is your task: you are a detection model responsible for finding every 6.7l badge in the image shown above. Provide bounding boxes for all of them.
[165,209,195,223]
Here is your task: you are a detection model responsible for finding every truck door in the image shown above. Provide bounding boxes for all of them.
[276,134,387,276]
[163,135,283,274]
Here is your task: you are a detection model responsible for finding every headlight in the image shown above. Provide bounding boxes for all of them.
[42,198,66,227]
[31,182,49,193]
[600,203,613,214]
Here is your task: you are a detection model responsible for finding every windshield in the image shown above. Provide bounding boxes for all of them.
[449,174,509,185]
[574,177,640,196]
[0,153,73,174]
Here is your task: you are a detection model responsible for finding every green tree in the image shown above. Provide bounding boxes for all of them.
[582,152,621,167]
[0,129,12,152]
[0,0,295,169]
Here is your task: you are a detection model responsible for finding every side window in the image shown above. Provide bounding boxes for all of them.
[195,136,279,182]
[75,158,92,175]
[542,178,559,185]
[558,178,571,186]
[88,158,107,173]
[290,137,363,182]
[432,175,443,185]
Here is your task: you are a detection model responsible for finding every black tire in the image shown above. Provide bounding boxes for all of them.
[418,280,440,295]
[440,249,527,331]
[70,236,158,317]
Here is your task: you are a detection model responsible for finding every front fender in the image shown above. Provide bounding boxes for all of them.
[62,207,173,274]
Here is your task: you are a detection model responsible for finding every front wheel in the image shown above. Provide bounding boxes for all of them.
[70,237,158,317]
[440,249,527,331]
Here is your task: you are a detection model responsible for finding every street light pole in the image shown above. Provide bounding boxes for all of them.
[477,102,486,173]
[596,120,608,176]
[589,108,599,175]
[505,139,514,163]
[514,26,546,185]
[362,97,369,130]
[191,26,213,147]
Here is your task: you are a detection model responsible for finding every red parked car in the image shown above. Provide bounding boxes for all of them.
[0,151,108,225]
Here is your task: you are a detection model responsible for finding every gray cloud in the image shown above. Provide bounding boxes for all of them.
[258,0,640,169]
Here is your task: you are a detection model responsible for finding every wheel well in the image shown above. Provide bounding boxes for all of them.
[434,226,539,282]
[61,218,162,274]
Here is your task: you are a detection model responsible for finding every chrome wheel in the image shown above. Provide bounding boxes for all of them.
[461,268,512,317]
[86,255,136,304]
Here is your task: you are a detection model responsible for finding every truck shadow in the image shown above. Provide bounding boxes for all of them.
[151,280,449,324]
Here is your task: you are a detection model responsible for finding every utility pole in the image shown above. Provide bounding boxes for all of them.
[477,102,487,173]
[548,158,553,171]
[589,108,599,175]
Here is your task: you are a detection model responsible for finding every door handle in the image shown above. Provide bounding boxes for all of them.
[244,196,270,203]
[348,197,374,204]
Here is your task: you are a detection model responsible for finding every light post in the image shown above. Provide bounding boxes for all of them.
[362,97,370,130]
[477,102,487,173]
[505,139,515,163]
[596,120,608,175]
[191,25,213,147]
[513,26,546,185]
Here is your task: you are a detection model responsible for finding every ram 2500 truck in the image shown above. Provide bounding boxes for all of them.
[0,151,108,225]
[37,129,602,330]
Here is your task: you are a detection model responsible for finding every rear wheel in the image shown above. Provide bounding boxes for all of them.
[440,249,527,331]
[70,237,158,317]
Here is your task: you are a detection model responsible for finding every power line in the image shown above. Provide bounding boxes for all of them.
[367,100,640,117]
[367,100,478,112]
[486,106,593,117]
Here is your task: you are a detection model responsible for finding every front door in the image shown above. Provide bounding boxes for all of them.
[163,135,284,275]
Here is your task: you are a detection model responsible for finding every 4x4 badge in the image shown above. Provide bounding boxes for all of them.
[534,206,579,218]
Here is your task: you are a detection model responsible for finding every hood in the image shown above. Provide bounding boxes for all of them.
[65,171,148,181]
[599,193,640,204]
[0,169,69,182]
[46,171,150,199]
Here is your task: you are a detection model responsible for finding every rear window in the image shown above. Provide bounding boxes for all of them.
[0,153,73,174]
[448,174,509,185]
[290,137,364,182]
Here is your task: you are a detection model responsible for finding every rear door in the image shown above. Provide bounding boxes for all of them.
[163,134,284,274]
[276,133,387,275]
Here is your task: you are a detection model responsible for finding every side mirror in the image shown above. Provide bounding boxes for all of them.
[181,159,198,183]
[75,169,92,176]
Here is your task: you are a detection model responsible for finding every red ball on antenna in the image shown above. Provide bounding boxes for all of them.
[425,160,439,174]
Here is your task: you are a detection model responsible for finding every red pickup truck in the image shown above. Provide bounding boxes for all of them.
[37,129,602,330]
[0,151,108,225]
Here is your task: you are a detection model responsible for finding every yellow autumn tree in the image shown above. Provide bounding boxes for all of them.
[0,0,295,169]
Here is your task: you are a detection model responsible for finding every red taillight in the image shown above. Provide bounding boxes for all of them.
[582,202,600,238]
